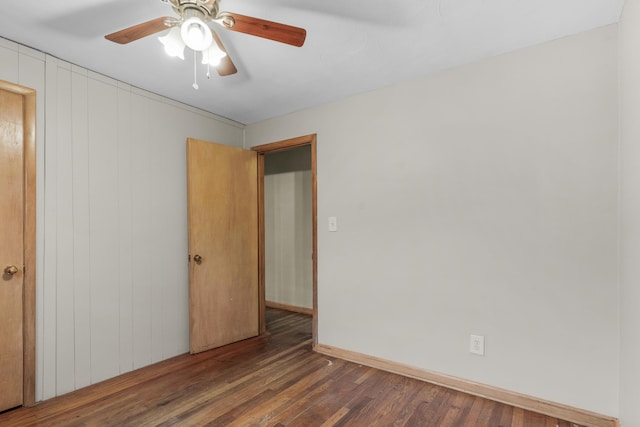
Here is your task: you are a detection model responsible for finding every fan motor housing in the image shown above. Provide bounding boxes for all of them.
[169,0,219,21]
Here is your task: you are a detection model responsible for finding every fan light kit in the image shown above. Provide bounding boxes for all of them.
[105,0,307,87]
[181,17,213,51]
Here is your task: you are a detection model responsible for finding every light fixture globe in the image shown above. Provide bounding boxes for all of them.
[202,43,227,66]
[180,17,213,51]
[158,27,185,59]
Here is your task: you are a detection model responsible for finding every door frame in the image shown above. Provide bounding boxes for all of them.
[252,134,318,349]
[0,80,36,407]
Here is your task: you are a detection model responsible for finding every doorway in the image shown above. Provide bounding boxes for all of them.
[253,135,318,349]
[0,79,36,409]
[263,145,313,315]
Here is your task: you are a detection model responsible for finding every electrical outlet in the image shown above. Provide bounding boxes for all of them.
[470,335,485,356]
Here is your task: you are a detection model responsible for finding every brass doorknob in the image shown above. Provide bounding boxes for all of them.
[4,265,19,276]
[193,254,203,265]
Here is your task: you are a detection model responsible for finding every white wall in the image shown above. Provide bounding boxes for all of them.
[0,37,244,401]
[247,25,619,416]
[264,147,313,309]
[619,1,640,426]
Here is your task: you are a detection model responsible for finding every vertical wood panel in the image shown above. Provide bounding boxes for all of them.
[150,105,167,362]
[42,55,58,400]
[130,94,153,369]
[71,66,91,390]
[54,63,75,395]
[153,106,189,359]
[172,110,193,355]
[88,76,120,383]
[0,39,19,82]
[117,84,134,374]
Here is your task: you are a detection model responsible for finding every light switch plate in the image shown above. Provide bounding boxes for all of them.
[328,216,337,232]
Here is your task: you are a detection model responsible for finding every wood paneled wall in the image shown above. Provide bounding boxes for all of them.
[619,3,640,426]
[0,37,245,402]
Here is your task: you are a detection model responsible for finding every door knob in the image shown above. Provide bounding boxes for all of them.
[4,265,19,276]
[193,254,203,265]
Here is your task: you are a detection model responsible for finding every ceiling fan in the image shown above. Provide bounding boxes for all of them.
[104,0,307,77]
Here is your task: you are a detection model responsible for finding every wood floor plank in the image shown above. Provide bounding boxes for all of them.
[360,375,425,426]
[319,407,350,427]
[269,363,360,426]
[439,389,474,426]
[512,406,526,427]
[476,397,499,425]
[399,383,449,427]
[498,403,515,427]
[284,368,384,426]
[0,309,588,427]
[524,410,551,427]
[332,373,414,426]
[135,347,315,426]
[389,382,438,426]
[216,356,331,426]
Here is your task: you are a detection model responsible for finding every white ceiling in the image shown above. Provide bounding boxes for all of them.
[0,0,625,124]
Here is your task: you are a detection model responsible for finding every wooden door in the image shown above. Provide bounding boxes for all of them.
[187,138,259,354]
[0,87,25,411]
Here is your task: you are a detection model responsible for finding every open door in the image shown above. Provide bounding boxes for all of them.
[0,80,36,410]
[187,138,259,354]
[0,85,25,412]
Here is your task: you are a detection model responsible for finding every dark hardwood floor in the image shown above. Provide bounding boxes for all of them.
[0,309,585,426]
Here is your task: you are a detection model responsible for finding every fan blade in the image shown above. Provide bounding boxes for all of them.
[221,13,306,47]
[105,17,172,44]
[211,30,238,76]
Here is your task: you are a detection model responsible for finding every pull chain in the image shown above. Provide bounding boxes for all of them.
[192,50,199,90]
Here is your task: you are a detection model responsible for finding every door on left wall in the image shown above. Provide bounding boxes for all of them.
[187,138,260,354]
[0,86,25,412]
